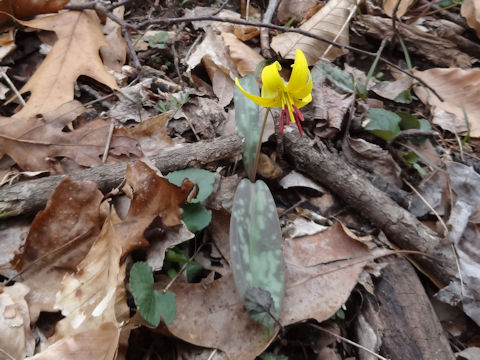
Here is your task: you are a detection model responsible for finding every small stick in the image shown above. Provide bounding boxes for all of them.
[102,120,116,163]
[0,68,25,106]
[260,0,279,58]
[309,324,391,360]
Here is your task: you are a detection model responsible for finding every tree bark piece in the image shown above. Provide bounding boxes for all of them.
[0,135,243,217]
[355,256,455,360]
[283,131,456,288]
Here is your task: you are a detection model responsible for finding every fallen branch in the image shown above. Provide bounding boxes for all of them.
[354,256,455,360]
[283,131,456,288]
[1,132,457,287]
[0,135,243,217]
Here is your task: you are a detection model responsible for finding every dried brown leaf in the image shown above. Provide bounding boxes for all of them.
[0,283,35,359]
[114,112,176,158]
[383,0,415,18]
[212,70,235,107]
[52,214,128,342]
[271,0,356,63]
[0,101,139,172]
[412,68,480,137]
[277,0,318,24]
[15,10,119,119]
[461,0,480,37]
[101,6,127,72]
[221,32,265,76]
[26,322,119,360]
[116,161,194,256]
[21,177,103,321]
[164,222,370,359]
[186,29,238,80]
[0,0,69,21]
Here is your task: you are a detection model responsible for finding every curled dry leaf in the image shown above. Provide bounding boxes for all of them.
[383,0,415,18]
[221,32,265,76]
[186,28,238,80]
[271,0,356,63]
[412,68,480,137]
[114,112,176,158]
[0,0,69,21]
[0,101,139,172]
[163,222,370,359]
[52,214,129,343]
[116,161,194,256]
[14,10,119,119]
[0,283,35,360]
[21,177,104,321]
[461,0,480,37]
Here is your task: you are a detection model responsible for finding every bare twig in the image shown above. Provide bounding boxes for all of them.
[133,16,443,101]
[310,324,391,360]
[102,120,116,163]
[61,2,443,101]
[0,67,25,106]
[260,0,279,57]
[122,27,141,68]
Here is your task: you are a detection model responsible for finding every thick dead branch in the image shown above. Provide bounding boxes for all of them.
[283,131,457,288]
[0,135,243,217]
[355,256,455,360]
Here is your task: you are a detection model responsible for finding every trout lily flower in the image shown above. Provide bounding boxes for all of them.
[235,49,312,135]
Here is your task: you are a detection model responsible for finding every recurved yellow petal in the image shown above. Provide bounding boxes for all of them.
[235,78,282,107]
[286,49,312,100]
[261,61,286,95]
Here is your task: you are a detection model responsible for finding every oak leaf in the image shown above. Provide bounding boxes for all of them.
[14,10,119,119]
[0,101,139,172]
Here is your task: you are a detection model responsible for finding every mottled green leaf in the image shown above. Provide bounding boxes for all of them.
[181,202,212,232]
[229,179,285,332]
[166,168,215,202]
[364,108,401,141]
[129,261,177,326]
[234,75,260,179]
[315,62,354,93]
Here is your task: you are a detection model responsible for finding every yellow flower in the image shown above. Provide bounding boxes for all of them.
[235,49,312,135]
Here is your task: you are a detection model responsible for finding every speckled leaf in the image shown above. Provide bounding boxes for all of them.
[229,179,284,331]
[234,75,260,179]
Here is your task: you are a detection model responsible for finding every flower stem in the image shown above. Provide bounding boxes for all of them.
[250,109,269,183]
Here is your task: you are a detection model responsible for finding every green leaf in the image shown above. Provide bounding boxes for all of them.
[260,353,289,360]
[419,119,431,131]
[148,31,169,49]
[229,179,285,333]
[393,89,413,104]
[397,111,420,130]
[166,168,215,202]
[181,202,212,232]
[129,262,177,326]
[315,62,354,93]
[364,108,401,141]
[234,75,260,180]
[186,261,203,282]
